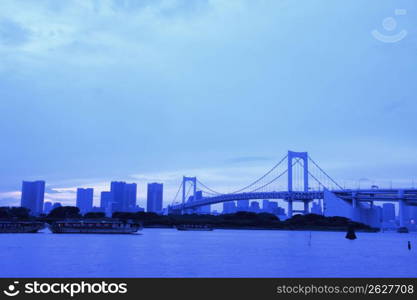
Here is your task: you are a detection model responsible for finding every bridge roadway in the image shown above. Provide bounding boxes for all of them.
[170,189,417,211]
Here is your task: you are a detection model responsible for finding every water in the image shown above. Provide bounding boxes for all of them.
[1,229,416,277]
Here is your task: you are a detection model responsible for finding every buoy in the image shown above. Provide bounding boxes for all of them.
[345,227,357,240]
[408,241,411,250]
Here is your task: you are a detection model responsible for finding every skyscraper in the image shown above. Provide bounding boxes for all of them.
[20,180,45,216]
[262,200,271,213]
[111,181,126,212]
[223,201,236,214]
[237,200,249,212]
[100,191,113,210]
[76,188,94,214]
[125,183,137,210]
[250,201,260,213]
[311,201,323,215]
[43,201,52,214]
[147,183,163,213]
[110,181,137,212]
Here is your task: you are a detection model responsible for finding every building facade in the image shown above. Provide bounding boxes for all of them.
[20,180,45,216]
[76,188,94,214]
[147,183,163,213]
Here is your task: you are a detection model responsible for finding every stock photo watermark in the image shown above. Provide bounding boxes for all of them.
[371,9,408,43]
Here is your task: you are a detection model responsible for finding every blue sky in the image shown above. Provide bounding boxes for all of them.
[1,0,417,208]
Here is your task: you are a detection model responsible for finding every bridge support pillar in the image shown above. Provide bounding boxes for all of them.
[398,190,407,227]
[351,192,360,222]
[303,200,309,214]
[287,200,293,218]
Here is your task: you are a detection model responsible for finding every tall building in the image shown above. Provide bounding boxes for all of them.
[125,183,137,210]
[382,203,395,221]
[147,183,163,213]
[250,201,260,213]
[268,201,285,216]
[190,191,210,214]
[110,181,137,212]
[20,180,45,216]
[100,191,113,210]
[111,181,126,212]
[311,201,323,215]
[51,202,62,210]
[76,188,94,214]
[43,201,52,214]
[262,200,272,213]
[237,200,249,212]
[223,201,236,214]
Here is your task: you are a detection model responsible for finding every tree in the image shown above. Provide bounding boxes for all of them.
[0,207,30,219]
[84,212,105,219]
[48,206,81,219]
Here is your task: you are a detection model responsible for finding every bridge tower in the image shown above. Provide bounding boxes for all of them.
[182,176,197,214]
[287,151,309,217]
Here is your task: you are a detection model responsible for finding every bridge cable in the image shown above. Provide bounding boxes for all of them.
[248,158,301,193]
[308,157,344,190]
[171,181,183,205]
[196,155,289,195]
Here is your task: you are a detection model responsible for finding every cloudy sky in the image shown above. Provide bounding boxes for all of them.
[1,0,416,208]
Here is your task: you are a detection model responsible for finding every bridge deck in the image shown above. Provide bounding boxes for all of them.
[170,189,417,211]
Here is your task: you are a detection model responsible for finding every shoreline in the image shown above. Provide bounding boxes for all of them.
[143,225,379,232]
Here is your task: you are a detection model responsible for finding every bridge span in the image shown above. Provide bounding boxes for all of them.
[168,151,417,228]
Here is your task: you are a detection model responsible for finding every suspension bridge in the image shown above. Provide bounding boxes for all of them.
[168,151,417,227]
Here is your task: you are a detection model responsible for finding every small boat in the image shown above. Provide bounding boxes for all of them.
[397,227,409,233]
[49,219,142,234]
[345,227,357,240]
[176,224,213,231]
[0,221,45,233]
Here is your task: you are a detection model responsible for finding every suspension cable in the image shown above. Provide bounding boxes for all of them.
[195,155,289,195]
[171,181,183,205]
[248,158,300,193]
[308,157,344,190]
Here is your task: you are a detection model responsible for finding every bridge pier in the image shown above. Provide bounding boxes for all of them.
[303,200,309,214]
[398,190,407,227]
[287,200,293,218]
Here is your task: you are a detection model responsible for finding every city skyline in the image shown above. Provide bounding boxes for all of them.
[1,0,417,208]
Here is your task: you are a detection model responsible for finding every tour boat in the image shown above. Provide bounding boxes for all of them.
[0,221,45,233]
[49,219,142,234]
[176,224,213,231]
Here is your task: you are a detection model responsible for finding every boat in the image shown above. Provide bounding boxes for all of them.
[0,221,45,233]
[176,224,213,231]
[49,219,142,234]
[397,226,409,233]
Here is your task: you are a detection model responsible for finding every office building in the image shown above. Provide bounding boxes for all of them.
[100,191,113,210]
[20,180,45,216]
[51,202,61,210]
[110,181,138,212]
[268,201,286,215]
[237,200,249,212]
[250,201,260,213]
[43,201,52,214]
[262,200,272,213]
[147,183,163,213]
[311,201,323,215]
[223,201,236,214]
[125,183,137,209]
[76,188,94,214]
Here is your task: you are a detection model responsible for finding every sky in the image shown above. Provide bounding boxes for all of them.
[1,0,417,208]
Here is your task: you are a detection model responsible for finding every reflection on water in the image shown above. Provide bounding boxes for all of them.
[0,229,416,277]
